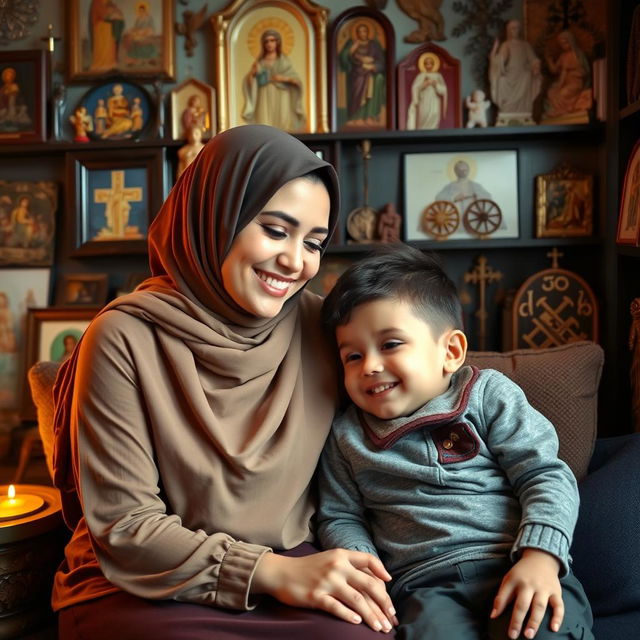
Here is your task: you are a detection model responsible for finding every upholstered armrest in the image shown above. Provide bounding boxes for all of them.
[27,361,61,479]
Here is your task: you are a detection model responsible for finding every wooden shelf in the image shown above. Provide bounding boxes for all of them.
[617,245,640,258]
[620,100,640,120]
[327,237,602,254]
[0,138,182,156]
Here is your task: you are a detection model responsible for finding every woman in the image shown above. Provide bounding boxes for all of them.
[242,30,306,132]
[542,30,592,122]
[52,125,397,638]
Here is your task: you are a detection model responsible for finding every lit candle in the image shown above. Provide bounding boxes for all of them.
[0,485,45,521]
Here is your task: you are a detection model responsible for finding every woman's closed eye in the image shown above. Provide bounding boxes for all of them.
[260,223,287,239]
[260,224,325,252]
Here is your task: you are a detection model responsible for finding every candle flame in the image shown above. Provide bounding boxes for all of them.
[7,485,15,499]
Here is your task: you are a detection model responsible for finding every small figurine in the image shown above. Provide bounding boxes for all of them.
[377,202,402,242]
[94,98,107,135]
[465,89,491,128]
[70,105,93,142]
[177,126,205,178]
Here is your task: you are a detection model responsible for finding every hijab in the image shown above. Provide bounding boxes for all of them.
[53,125,340,533]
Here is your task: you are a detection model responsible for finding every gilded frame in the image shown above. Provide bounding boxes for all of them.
[67,0,175,82]
[535,164,593,238]
[329,6,395,132]
[169,77,216,140]
[617,139,640,245]
[20,307,98,421]
[211,0,329,133]
[66,148,165,257]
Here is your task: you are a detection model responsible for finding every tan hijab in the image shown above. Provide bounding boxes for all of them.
[53,125,340,533]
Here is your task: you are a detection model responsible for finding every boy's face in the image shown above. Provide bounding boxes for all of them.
[336,298,459,419]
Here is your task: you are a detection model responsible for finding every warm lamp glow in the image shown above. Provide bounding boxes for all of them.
[0,485,45,521]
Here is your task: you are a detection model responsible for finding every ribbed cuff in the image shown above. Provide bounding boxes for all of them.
[215,541,272,610]
[512,523,571,576]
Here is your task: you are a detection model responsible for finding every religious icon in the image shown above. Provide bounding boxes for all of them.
[67,149,164,256]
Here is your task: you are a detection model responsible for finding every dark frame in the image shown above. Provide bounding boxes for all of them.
[328,6,396,132]
[0,49,47,144]
[20,307,98,421]
[66,148,164,256]
[67,0,175,82]
[55,273,109,307]
[397,42,461,131]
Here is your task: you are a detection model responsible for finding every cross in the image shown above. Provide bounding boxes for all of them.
[94,171,143,238]
[547,247,564,269]
[464,255,503,350]
[41,24,61,53]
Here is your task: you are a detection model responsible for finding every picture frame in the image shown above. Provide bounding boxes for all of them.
[74,79,154,141]
[170,77,216,140]
[66,148,165,256]
[329,6,395,132]
[397,42,461,131]
[67,0,175,82]
[55,273,109,307]
[617,139,640,245]
[0,180,58,266]
[0,268,50,414]
[211,0,329,134]
[535,163,593,238]
[20,307,98,421]
[403,150,519,242]
[0,49,47,144]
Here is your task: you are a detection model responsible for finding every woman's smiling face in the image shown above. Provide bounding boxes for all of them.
[221,176,331,318]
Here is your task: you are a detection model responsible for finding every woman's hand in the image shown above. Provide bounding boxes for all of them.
[252,549,398,632]
[490,549,564,639]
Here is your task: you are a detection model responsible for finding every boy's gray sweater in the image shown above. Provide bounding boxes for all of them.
[317,366,579,598]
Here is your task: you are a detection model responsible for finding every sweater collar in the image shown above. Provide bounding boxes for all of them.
[357,365,479,450]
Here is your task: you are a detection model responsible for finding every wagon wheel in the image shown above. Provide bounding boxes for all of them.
[421,200,459,239]
[463,199,502,238]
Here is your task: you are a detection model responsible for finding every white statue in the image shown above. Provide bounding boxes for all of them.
[465,89,491,128]
[489,19,542,126]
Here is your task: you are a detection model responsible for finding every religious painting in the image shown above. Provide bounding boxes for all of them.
[74,79,154,141]
[0,181,57,266]
[535,163,593,238]
[0,50,47,144]
[329,6,395,132]
[67,0,175,81]
[511,265,598,350]
[617,139,640,246]
[66,149,164,256]
[403,150,519,242]
[0,268,49,416]
[20,307,98,421]
[397,42,461,131]
[211,0,329,133]
[55,273,109,307]
[170,77,216,140]
[524,0,605,124]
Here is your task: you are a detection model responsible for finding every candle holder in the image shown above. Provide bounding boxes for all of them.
[0,484,65,639]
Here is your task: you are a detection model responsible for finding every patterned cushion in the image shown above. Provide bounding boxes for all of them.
[27,360,61,479]
[465,341,603,480]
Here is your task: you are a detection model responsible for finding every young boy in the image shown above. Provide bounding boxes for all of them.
[317,244,594,640]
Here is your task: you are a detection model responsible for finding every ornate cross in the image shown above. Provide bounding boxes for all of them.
[94,171,143,238]
[547,247,564,268]
[464,255,503,350]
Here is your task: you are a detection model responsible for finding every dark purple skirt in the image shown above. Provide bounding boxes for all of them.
[58,543,395,639]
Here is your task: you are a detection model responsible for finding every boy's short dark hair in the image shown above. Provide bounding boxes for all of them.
[321,243,463,338]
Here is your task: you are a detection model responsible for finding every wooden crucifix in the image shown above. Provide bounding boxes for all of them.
[464,255,503,350]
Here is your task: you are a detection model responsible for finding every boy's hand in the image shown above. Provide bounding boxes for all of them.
[490,548,563,639]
